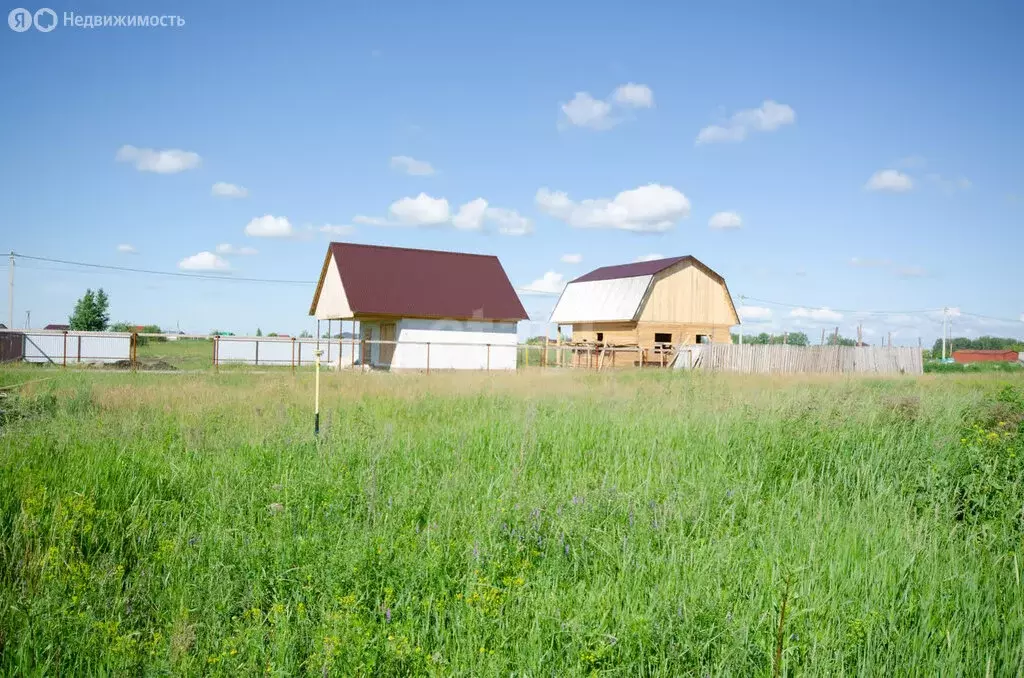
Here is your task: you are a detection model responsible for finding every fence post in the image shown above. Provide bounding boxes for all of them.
[486,344,491,371]
[214,335,220,372]
[62,331,67,368]
[298,340,302,367]
[255,338,259,366]
[77,335,82,363]
[426,342,431,375]
[130,332,137,370]
[292,337,296,373]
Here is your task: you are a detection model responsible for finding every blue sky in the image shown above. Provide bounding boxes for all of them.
[1,0,1021,343]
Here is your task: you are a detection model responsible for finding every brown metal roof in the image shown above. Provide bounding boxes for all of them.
[571,256,690,283]
[310,242,528,321]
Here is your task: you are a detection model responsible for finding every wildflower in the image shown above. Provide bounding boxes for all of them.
[385,606,392,623]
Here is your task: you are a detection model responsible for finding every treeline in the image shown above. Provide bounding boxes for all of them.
[932,336,1024,355]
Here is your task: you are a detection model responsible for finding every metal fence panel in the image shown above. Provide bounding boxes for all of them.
[22,332,130,364]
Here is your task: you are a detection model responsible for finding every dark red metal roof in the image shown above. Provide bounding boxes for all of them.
[44,323,69,330]
[312,243,528,321]
[571,256,690,283]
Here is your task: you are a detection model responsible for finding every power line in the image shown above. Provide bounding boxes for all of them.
[11,252,315,285]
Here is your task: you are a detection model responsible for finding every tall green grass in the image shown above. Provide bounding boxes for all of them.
[1,369,1023,675]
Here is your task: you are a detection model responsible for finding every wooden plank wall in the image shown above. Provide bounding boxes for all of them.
[679,344,923,375]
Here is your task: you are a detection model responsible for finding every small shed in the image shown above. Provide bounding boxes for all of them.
[309,242,528,370]
[953,349,1021,364]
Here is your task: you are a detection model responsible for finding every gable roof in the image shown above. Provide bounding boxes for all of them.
[571,256,689,283]
[552,255,739,325]
[309,242,528,321]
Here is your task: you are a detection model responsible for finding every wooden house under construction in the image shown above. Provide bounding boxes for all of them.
[550,255,739,366]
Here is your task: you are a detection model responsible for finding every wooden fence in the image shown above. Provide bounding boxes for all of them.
[674,344,923,375]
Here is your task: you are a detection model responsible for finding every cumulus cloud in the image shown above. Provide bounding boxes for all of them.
[244,215,294,237]
[561,92,614,129]
[116,244,137,254]
[520,271,565,295]
[389,193,451,225]
[865,169,913,192]
[116,145,201,173]
[352,215,390,226]
[211,182,248,198]
[738,305,773,322]
[635,253,665,262]
[390,155,436,176]
[179,251,229,271]
[560,253,582,264]
[696,100,795,145]
[790,307,843,322]
[560,83,655,130]
[215,244,258,255]
[536,184,690,232]
[318,225,355,236]
[356,196,531,235]
[452,198,488,231]
[486,207,533,236]
[612,83,654,108]
[709,211,743,229]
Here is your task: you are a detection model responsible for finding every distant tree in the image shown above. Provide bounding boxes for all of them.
[268,332,279,337]
[299,330,312,338]
[110,321,134,333]
[68,288,110,331]
[784,332,809,346]
[256,328,263,337]
[931,336,1024,356]
[210,330,235,337]
[826,334,857,347]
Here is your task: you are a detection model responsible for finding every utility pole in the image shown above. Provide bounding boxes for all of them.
[941,307,948,360]
[25,310,30,329]
[7,252,13,330]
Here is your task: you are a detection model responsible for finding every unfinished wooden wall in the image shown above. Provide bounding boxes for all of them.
[637,262,738,326]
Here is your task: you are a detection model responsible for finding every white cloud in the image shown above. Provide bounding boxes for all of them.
[116,145,201,173]
[635,253,665,262]
[211,182,248,198]
[865,169,913,192]
[561,83,655,130]
[738,305,773,322]
[179,251,229,271]
[696,100,795,145]
[215,243,258,255]
[486,207,533,236]
[790,307,843,322]
[560,253,582,264]
[709,211,743,230]
[389,193,451,225]
[116,244,137,254]
[452,198,488,231]
[536,184,690,232]
[352,215,390,226]
[244,214,294,237]
[613,83,654,108]
[356,196,530,235]
[561,92,614,129]
[520,271,565,295]
[390,155,436,176]
[318,225,355,236]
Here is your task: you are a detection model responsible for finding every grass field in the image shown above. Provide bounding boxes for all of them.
[2,368,1023,675]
